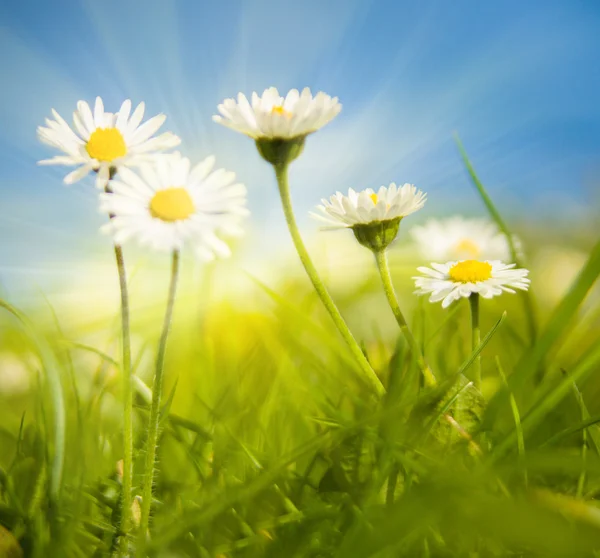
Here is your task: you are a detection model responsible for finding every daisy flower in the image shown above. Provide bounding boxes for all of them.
[312,183,426,252]
[37,97,181,187]
[414,259,530,308]
[409,216,516,261]
[99,152,248,260]
[213,87,341,140]
[313,184,427,229]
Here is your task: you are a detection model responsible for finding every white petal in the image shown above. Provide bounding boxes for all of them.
[73,112,91,140]
[77,101,95,133]
[131,132,181,153]
[129,114,166,144]
[190,156,216,183]
[127,102,146,133]
[38,155,79,166]
[94,97,105,127]
[95,166,110,188]
[116,99,132,130]
[64,164,93,184]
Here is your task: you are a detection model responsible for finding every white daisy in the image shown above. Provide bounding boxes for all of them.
[414,260,530,308]
[409,216,515,261]
[312,183,427,229]
[213,87,341,139]
[99,152,248,260]
[37,97,181,187]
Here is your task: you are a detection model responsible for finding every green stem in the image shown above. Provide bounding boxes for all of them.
[373,249,436,387]
[274,163,385,397]
[105,179,134,557]
[113,242,133,556]
[138,250,181,553]
[469,293,481,391]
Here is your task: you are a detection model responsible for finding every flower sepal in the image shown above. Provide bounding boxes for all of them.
[255,136,306,167]
[352,218,401,252]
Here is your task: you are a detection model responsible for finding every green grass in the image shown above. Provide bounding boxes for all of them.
[1,152,600,557]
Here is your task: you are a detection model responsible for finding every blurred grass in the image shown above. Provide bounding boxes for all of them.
[1,152,600,556]
[0,226,599,557]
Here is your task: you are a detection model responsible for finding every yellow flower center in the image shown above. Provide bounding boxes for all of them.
[149,188,195,222]
[454,238,480,257]
[369,192,391,210]
[86,128,127,162]
[448,260,492,283]
[271,105,292,118]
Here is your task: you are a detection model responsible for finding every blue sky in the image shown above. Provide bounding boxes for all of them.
[0,0,599,299]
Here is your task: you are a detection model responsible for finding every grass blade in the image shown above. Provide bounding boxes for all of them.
[456,311,507,377]
[454,134,537,342]
[496,356,527,487]
[514,238,600,388]
[541,415,600,448]
[489,342,600,463]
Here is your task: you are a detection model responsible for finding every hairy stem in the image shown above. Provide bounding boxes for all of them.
[374,249,436,387]
[274,163,385,396]
[138,250,181,553]
[103,174,134,557]
[469,293,481,391]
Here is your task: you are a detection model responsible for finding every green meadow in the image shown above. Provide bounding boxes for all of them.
[1,151,600,558]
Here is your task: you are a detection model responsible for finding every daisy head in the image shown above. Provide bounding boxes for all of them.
[409,216,516,262]
[213,87,341,166]
[414,259,530,308]
[99,152,248,260]
[312,183,427,251]
[37,97,181,188]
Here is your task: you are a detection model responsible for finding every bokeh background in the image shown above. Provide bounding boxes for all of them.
[1,0,599,309]
[1,4,600,555]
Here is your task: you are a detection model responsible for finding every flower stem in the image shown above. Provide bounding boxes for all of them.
[373,249,436,387]
[274,163,385,397]
[469,293,481,391]
[138,250,181,553]
[105,193,133,556]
